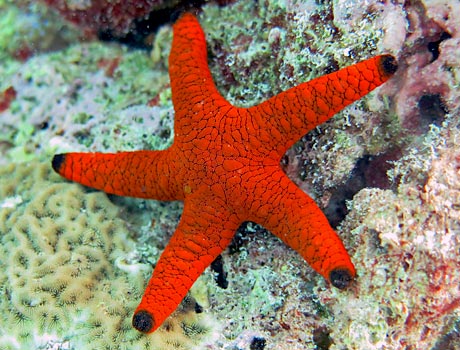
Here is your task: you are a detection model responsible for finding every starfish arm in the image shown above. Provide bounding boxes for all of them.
[169,13,233,132]
[132,189,239,333]
[247,169,355,289]
[51,150,182,200]
[248,55,398,156]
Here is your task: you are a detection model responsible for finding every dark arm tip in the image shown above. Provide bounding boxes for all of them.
[329,268,354,290]
[51,154,65,173]
[132,310,155,333]
[380,54,398,76]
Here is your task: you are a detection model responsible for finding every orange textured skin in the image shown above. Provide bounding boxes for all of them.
[52,13,397,333]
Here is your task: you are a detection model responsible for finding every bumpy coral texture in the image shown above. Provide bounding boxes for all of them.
[0,162,215,350]
[317,116,460,350]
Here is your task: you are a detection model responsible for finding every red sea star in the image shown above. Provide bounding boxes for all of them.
[51,13,397,333]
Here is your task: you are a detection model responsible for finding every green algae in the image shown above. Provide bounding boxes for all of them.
[1,40,173,163]
[201,0,385,106]
[0,1,81,63]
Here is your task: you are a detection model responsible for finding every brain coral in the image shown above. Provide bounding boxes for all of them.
[0,161,216,349]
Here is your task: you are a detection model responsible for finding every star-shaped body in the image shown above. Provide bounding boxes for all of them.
[52,13,397,333]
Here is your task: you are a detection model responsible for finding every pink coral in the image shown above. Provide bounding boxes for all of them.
[41,0,180,35]
[386,1,460,133]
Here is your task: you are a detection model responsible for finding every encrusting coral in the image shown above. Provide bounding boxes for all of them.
[0,161,217,349]
[313,114,460,350]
